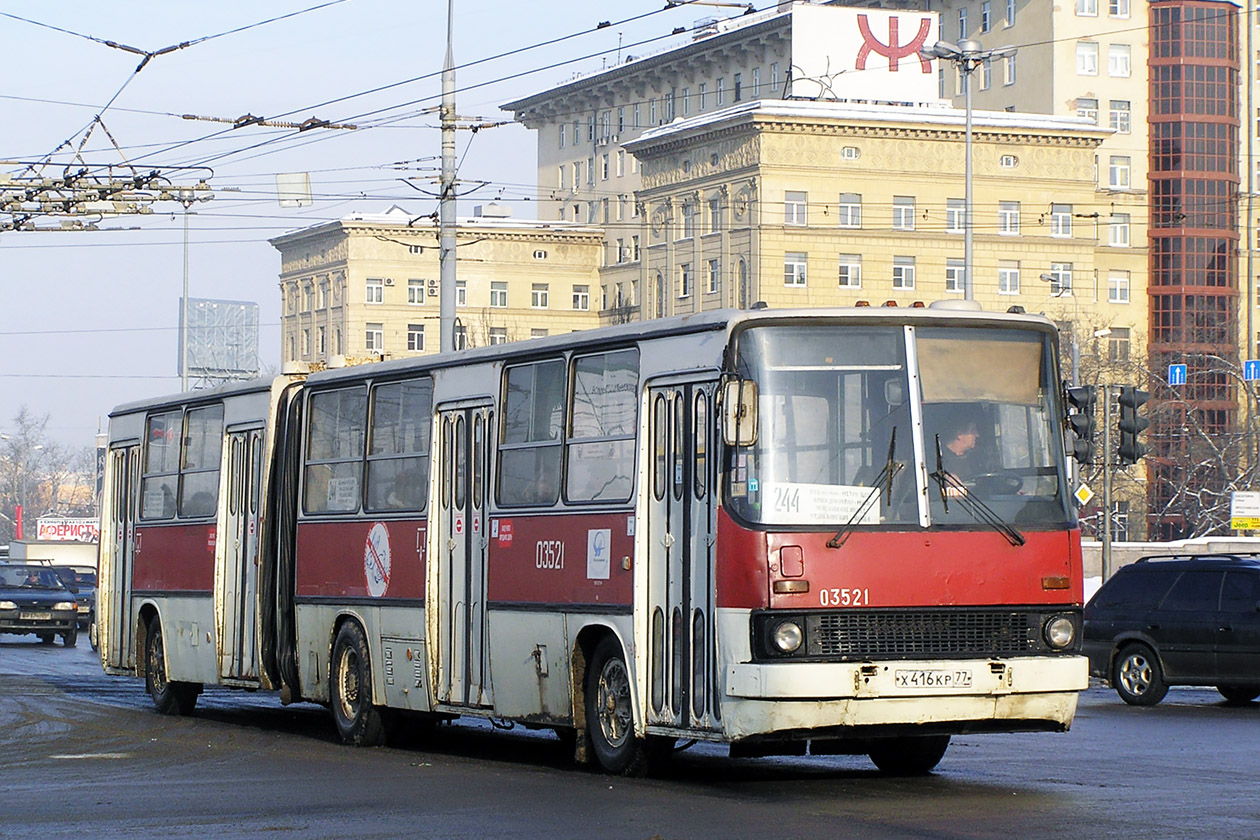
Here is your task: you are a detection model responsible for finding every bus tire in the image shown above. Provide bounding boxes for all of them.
[585,636,649,776]
[331,621,386,747]
[868,735,950,775]
[145,617,200,716]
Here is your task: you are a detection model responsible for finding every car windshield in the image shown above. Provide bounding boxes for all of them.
[0,566,67,590]
[55,568,97,588]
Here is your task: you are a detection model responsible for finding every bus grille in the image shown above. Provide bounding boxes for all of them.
[806,610,1040,659]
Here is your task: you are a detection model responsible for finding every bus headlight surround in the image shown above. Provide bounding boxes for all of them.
[771,620,804,654]
[1043,615,1076,649]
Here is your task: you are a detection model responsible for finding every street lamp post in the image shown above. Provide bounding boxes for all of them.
[922,40,1016,301]
[175,184,213,391]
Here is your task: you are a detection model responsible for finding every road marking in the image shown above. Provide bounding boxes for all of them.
[50,752,132,760]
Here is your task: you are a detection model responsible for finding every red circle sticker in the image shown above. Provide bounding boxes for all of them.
[364,522,392,597]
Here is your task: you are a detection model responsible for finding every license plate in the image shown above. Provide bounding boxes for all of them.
[20,612,53,621]
[894,669,972,688]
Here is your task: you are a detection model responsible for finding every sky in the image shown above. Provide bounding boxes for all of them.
[0,0,719,448]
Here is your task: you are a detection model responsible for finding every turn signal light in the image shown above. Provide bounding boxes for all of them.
[1041,576,1070,590]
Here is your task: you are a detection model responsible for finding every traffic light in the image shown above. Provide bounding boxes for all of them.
[1117,386,1150,464]
[1066,385,1096,464]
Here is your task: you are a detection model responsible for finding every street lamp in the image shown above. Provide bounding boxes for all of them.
[922,39,1016,301]
[176,183,214,391]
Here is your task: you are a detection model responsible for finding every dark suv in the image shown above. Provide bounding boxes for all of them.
[1084,554,1260,705]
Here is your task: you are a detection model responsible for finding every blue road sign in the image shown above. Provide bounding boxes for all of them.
[1168,363,1187,386]
[1246,360,1260,382]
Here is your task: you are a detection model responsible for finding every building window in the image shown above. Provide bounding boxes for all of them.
[587,157,595,186]
[407,324,424,351]
[531,283,549,308]
[733,72,742,102]
[1051,203,1072,237]
[601,154,610,180]
[632,235,641,261]
[681,87,690,116]
[837,193,862,228]
[981,58,992,90]
[699,82,707,109]
[1004,54,1017,85]
[838,254,862,288]
[981,0,991,31]
[558,123,565,149]
[892,256,916,290]
[892,195,916,231]
[572,284,590,310]
[587,115,595,141]
[771,62,779,94]
[405,278,422,305]
[1077,42,1099,75]
[752,67,760,96]
[998,261,1020,294]
[455,280,466,307]
[490,281,508,308]
[616,150,625,177]
[530,328,548,340]
[454,324,467,350]
[1000,154,1018,168]
[946,198,965,233]
[366,278,384,304]
[679,263,693,298]
[707,258,720,294]
[617,106,625,133]
[678,201,696,239]
[708,196,721,232]
[998,200,1021,235]
[1109,100,1131,133]
[784,252,808,287]
[785,190,808,226]
[1048,262,1073,295]
[301,328,310,357]
[1109,155,1131,189]
[1108,44,1131,77]
[1006,0,1016,25]
[1107,327,1131,362]
[945,258,965,293]
[717,77,725,105]
[958,8,968,39]
[1109,0,1129,17]
[1109,271,1131,303]
[1076,0,1098,16]
[572,161,581,188]
[1076,97,1099,123]
[366,323,384,352]
[489,327,507,346]
[317,326,326,355]
[1109,213,1131,247]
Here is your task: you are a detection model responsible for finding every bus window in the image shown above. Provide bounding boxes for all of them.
[303,387,367,514]
[566,349,638,503]
[694,391,708,500]
[141,410,181,520]
[366,378,433,512]
[653,394,668,502]
[179,404,224,518]
[498,360,564,506]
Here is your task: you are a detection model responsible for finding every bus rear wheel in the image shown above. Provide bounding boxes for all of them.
[585,637,649,776]
[867,735,951,775]
[145,617,200,715]
[331,621,386,747]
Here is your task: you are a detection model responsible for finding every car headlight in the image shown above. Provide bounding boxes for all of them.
[52,601,77,612]
[1044,615,1076,649]
[0,600,16,610]
[771,620,804,654]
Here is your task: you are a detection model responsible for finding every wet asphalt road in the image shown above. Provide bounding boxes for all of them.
[1,639,1257,840]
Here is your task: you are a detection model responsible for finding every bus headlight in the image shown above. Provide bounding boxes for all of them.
[771,620,803,654]
[1043,615,1076,649]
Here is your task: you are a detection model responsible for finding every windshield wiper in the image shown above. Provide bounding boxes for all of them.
[929,434,1025,547]
[828,429,902,549]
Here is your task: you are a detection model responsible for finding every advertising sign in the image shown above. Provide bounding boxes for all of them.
[35,518,100,543]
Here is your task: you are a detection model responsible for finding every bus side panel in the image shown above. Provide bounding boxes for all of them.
[295,519,427,600]
[145,595,219,684]
[714,509,769,610]
[133,523,217,592]
[485,512,634,608]
[484,610,571,723]
[764,529,1084,610]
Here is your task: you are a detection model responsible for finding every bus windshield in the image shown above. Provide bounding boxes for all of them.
[727,323,1072,529]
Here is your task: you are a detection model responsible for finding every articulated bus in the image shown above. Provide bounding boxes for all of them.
[98,304,1088,775]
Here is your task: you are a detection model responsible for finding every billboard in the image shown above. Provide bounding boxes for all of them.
[789,6,940,105]
[36,518,100,543]
[178,297,260,378]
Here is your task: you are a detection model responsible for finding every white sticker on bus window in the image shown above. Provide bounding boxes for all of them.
[587,528,611,580]
[761,482,880,525]
[327,476,359,509]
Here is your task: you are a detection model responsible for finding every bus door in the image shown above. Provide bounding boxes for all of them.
[644,379,720,732]
[434,401,494,708]
[218,426,264,681]
[102,443,139,671]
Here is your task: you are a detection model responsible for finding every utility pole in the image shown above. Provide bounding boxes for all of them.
[439,0,458,353]
[1102,386,1113,581]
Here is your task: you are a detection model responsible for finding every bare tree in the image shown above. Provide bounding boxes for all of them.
[0,407,97,543]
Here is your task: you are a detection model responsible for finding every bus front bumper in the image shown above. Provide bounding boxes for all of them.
[721,655,1088,741]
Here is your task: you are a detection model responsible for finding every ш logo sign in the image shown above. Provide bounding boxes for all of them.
[856,14,933,73]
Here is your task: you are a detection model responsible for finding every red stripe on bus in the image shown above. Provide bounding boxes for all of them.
[486,512,633,607]
[132,524,216,592]
[296,519,426,599]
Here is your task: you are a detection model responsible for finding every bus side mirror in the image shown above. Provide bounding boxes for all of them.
[722,380,758,446]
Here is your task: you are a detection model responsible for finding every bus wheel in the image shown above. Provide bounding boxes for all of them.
[585,637,649,776]
[145,618,200,715]
[37,633,54,645]
[867,735,951,775]
[331,622,386,747]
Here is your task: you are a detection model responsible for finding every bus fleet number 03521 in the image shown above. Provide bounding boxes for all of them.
[820,587,869,607]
